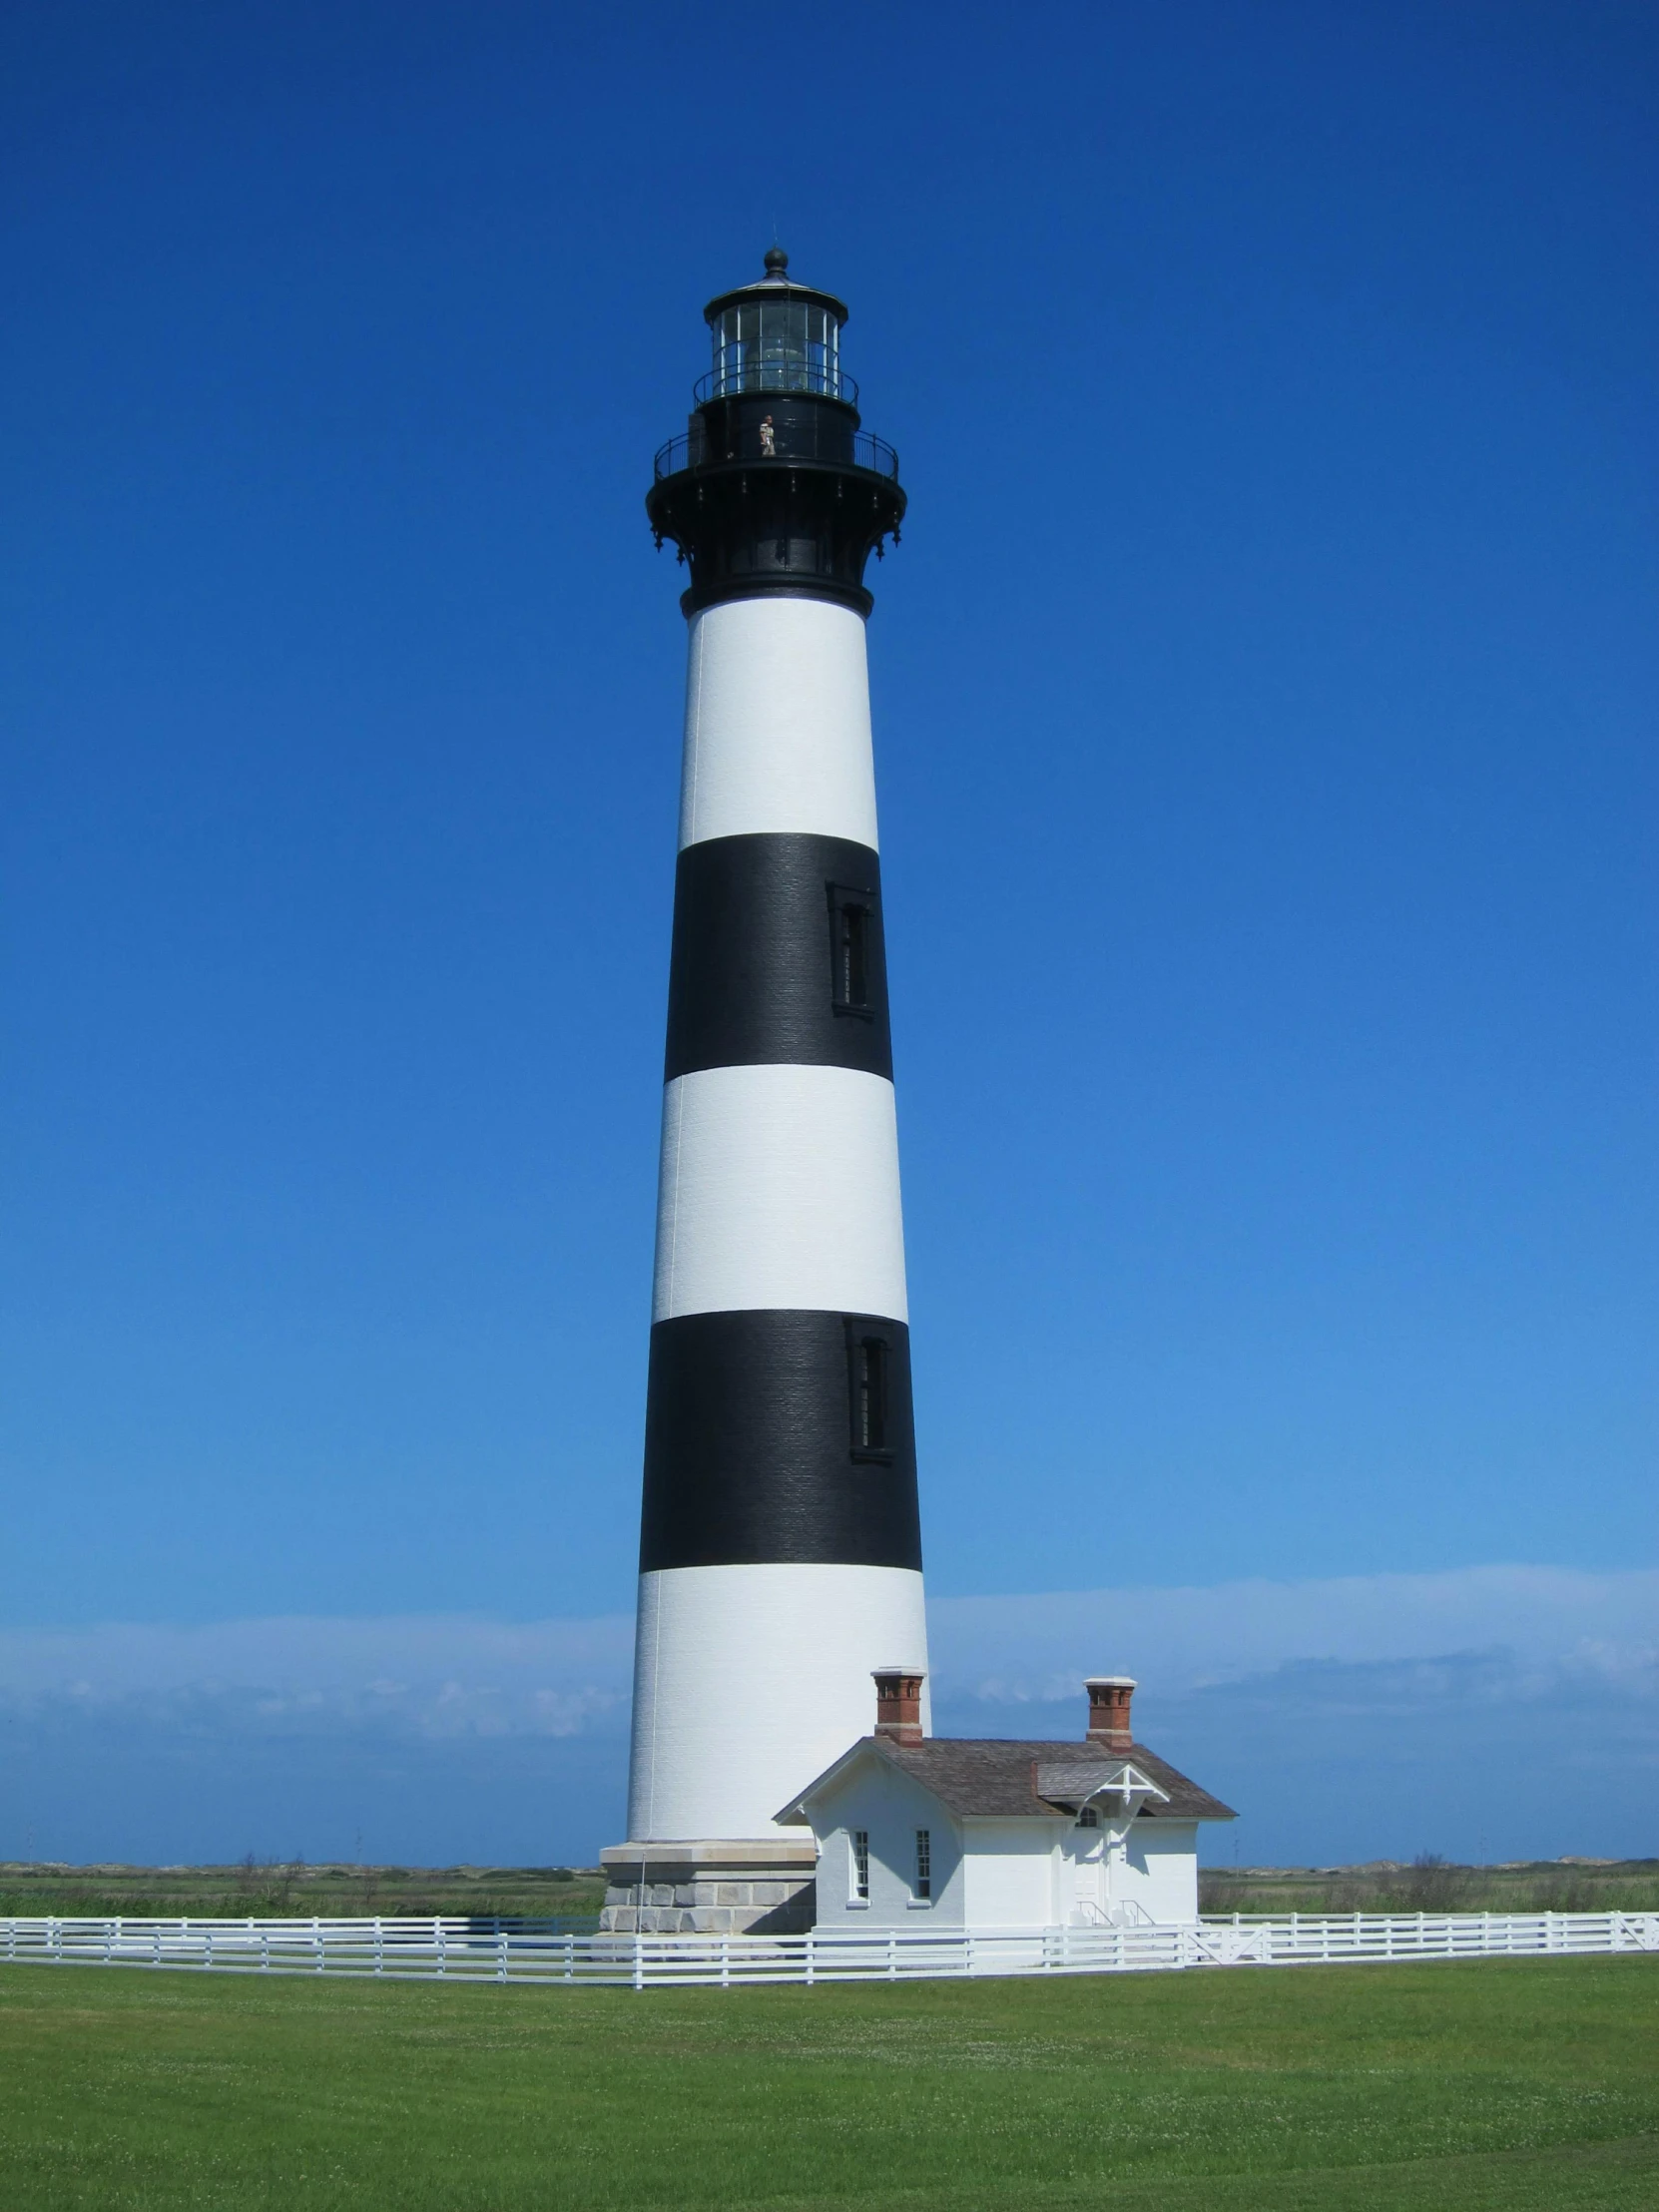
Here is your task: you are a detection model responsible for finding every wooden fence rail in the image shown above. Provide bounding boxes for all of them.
[2,1910,1656,1988]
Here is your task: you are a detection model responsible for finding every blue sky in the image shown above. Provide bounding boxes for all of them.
[3,0,1655,1864]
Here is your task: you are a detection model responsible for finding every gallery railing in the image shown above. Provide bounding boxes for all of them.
[654,423,899,482]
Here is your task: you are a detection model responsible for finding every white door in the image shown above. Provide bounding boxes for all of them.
[1072,1834,1107,1924]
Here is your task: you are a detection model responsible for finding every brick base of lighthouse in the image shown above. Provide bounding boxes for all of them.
[599,1841,819,1935]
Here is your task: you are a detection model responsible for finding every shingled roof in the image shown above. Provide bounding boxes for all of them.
[778,1737,1236,1826]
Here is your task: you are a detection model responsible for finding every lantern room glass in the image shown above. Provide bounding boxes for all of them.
[711,301,840,397]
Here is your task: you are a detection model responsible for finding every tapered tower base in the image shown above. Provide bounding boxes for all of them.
[598,1839,820,1935]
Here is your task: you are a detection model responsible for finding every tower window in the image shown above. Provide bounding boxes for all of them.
[913,1829,931,1902]
[1077,1806,1099,1830]
[848,1331,891,1460]
[851,1829,870,1902]
[844,1315,898,1465]
[837,901,868,1008]
[827,884,876,1018]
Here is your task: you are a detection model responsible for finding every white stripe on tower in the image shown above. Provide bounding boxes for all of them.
[654,1062,907,1325]
[629,1561,929,1843]
[679,597,878,850]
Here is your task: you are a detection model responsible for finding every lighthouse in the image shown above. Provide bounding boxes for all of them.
[600,251,926,1934]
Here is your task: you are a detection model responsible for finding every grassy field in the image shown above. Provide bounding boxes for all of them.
[1,1952,1655,2209]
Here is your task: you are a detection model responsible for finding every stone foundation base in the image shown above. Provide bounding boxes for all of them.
[599,1838,819,1935]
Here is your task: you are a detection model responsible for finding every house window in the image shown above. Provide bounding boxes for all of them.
[1077,1806,1099,1830]
[851,1829,869,1902]
[827,885,875,1018]
[914,1829,931,1902]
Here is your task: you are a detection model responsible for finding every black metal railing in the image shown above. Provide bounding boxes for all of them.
[654,423,898,482]
[694,364,859,407]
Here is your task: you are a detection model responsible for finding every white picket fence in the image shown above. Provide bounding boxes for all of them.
[2,1910,1656,1988]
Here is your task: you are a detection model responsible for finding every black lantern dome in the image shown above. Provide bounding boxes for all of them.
[647,249,905,618]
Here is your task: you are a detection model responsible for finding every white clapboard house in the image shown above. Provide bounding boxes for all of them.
[777,1672,1235,1932]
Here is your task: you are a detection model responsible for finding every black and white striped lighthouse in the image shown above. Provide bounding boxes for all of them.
[601,252,926,1934]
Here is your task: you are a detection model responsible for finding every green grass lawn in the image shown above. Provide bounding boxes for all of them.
[1,1954,1655,2210]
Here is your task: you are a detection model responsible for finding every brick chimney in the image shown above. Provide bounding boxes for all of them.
[872,1668,924,1746]
[1085,1676,1136,1751]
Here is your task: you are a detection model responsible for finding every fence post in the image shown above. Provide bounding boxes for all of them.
[374,1919,383,1976]
[805,1933,815,1988]
[498,1934,509,1984]
[887,1931,897,1981]
[633,1933,645,1992]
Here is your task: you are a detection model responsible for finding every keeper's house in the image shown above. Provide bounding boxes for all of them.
[777,1672,1235,1933]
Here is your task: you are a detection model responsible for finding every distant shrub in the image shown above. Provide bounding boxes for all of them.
[1400,1855,1464,1912]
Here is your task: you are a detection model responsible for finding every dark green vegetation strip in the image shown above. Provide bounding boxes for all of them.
[1201,1859,1659,1917]
[2,1955,1655,2210]
[0,1863,607,1922]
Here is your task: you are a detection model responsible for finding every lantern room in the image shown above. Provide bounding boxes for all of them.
[700,247,849,403]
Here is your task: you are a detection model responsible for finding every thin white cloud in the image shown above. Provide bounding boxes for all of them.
[0,1613,635,1742]
[928,1564,1659,1708]
[2,1565,1652,1732]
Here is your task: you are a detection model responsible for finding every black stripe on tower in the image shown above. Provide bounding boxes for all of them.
[640,1311,921,1572]
[665,834,890,1082]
